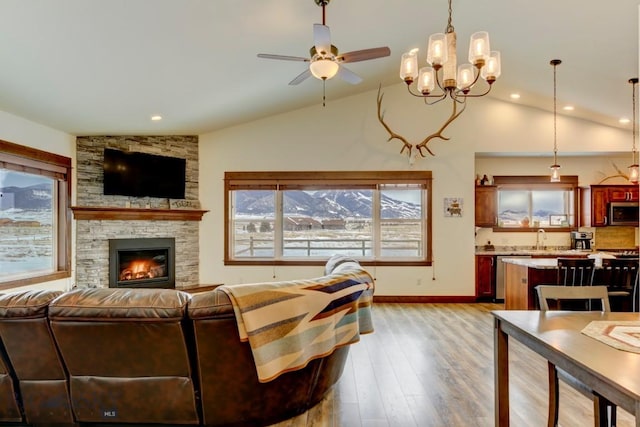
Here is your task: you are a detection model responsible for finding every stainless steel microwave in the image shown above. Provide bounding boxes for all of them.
[609,202,639,226]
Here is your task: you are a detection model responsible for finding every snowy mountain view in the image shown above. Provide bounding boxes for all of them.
[235,189,421,219]
[0,179,54,279]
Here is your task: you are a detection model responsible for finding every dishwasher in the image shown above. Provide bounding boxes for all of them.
[495,255,531,301]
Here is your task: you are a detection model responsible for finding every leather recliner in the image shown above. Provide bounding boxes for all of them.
[48,288,199,425]
[0,348,21,423]
[0,290,76,425]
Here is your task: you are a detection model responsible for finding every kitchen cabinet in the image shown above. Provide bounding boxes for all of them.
[475,185,497,227]
[476,255,495,300]
[608,186,638,202]
[590,184,639,226]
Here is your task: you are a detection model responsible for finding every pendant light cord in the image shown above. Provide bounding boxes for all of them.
[551,59,561,165]
[633,78,637,163]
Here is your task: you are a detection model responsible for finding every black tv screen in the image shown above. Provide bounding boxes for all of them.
[103,148,186,199]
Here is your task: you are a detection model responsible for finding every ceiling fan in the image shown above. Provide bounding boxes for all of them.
[257,0,390,88]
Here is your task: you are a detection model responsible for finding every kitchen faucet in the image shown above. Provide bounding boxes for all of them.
[535,228,546,250]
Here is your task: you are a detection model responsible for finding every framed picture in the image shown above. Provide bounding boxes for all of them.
[549,214,567,226]
[444,197,463,217]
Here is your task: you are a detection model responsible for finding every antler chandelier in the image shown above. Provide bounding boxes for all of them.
[378,0,500,160]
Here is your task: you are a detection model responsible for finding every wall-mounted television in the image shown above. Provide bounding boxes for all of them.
[103,148,186,199]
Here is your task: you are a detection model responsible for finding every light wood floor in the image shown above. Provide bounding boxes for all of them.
[271,302,635,427]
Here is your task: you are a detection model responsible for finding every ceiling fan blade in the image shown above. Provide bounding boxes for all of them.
[336,65,362,85]
[313,24,331,55]
[257,53,309,62]
[338,47,391,63]
[289,69,312,85]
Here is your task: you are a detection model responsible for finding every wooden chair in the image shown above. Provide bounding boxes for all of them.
[536,285,615,427]
[556,258,595,286]
[600,258,639,311]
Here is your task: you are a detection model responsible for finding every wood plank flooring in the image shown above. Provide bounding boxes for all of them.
[270,303,635,426]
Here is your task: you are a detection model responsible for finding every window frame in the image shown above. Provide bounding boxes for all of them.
[492,175,579,232]
[224,171,432,266]
[0,139,72,289]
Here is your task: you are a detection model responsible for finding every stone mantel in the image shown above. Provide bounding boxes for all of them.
[71,206,208,221]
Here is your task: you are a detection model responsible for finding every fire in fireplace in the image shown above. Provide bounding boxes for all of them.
[108,238,175,289]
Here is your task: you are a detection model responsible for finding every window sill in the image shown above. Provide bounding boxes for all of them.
[224,259,432,267]
[0,270,71,291]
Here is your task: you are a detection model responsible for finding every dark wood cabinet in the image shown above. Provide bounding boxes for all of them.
[608,186,638,202]
[475,185,497,227]
[476,255,495,299]
[590,185,639,226]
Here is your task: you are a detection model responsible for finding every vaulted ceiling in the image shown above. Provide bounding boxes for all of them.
[0,0,637,135]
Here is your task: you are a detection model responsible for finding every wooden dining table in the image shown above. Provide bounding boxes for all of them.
[493,310,640,427]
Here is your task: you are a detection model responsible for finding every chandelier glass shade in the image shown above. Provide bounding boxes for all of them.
[628,78,639,184]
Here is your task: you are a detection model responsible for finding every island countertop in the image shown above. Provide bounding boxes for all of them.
[500,257,558,269]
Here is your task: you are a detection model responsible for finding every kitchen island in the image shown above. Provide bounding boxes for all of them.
[502,258,563,310]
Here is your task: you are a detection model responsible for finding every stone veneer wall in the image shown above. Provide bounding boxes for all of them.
[75,136,200,289]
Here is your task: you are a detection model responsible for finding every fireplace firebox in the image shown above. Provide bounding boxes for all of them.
[108,238,175,289]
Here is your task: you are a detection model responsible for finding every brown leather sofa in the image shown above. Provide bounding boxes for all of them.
[0,259,373,427]
[0,290,76,426]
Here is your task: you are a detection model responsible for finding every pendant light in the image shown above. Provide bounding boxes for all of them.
[628,77,639,184]
[549,59,561,182]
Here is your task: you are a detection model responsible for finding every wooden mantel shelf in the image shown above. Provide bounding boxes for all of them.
[71,206,208,221]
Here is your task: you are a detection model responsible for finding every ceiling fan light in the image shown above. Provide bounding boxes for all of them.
[310,59,339,80]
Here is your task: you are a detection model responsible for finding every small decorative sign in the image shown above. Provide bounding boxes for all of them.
[169,199,201,210]
[444,197,463,217]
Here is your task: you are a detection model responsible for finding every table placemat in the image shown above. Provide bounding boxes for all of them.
[581,321,640,354]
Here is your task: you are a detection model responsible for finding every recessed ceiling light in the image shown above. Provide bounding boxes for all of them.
[150,115,163,121]
[619,117,631,124]
[509,93,520,100]
[563,105,574,111]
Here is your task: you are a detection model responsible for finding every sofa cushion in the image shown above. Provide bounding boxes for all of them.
[0,289,62,319]
[48,287,190,321]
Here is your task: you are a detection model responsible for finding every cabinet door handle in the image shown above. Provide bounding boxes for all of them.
[604,215,607,225]
[491,257,494,266]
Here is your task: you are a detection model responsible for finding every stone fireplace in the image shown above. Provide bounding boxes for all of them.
[108,238,175,289]
[73,136,202,289]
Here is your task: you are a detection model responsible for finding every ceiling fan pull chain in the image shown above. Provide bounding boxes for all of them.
[323,80,327,107]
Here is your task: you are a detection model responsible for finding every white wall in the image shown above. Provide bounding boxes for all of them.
[0,110,76,292]
[199,82,632,297]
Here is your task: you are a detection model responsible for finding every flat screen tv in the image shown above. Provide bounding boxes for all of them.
[103,148,186,199]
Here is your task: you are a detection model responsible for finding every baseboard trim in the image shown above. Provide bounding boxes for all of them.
[373,295,478,303]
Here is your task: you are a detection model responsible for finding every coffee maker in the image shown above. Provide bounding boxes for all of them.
[570,231,593,251]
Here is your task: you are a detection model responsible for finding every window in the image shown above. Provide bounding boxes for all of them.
[494,175,578,229]
[0,140,71,288]
[225,171,432,266]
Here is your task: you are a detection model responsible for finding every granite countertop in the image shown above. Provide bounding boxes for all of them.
[475,247,593,256]
[499,257,559,269]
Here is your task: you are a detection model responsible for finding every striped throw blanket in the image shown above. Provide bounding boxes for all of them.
[220,265,374,382]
